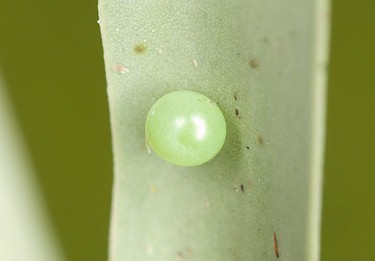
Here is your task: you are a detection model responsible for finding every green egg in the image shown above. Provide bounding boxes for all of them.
[145,91,227,166]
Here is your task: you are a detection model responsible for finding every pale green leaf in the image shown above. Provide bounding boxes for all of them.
[98,0,330,260]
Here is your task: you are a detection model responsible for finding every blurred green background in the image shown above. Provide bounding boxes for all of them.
[0,0,374,260]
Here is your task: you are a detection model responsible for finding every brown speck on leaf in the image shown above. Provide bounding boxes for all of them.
[257,135,264,145]
[134,43,147,54]
[235,109,240,119]
[274,231,280,258]
[249,58,260,68]
[240,184,244,193]
[234,92,238,101]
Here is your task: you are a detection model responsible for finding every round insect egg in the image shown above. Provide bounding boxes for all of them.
[145,91,226,166]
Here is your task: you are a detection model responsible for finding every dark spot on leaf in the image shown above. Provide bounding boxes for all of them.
[240,184,244,193]
[246,146,250,150]
[134,43,147,54]
[235,109,240,119]
[274,231,280,258]
[233,92,238,101]
[249,58,260,68]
